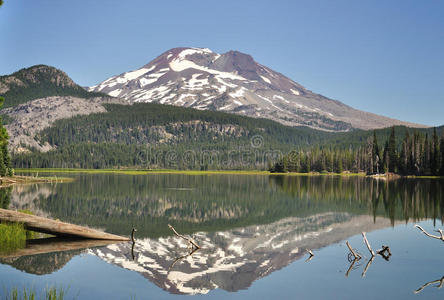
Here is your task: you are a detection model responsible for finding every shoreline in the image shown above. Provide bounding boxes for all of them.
[13,168,443,179]
[0,175,74,188]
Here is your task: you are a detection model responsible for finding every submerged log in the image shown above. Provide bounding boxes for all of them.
[0,208,129,241]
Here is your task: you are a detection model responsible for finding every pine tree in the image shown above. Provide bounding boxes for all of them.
[440,131,444,176]
[372,131,380,174]
[432,127,439,175]
[387,127,397,173]
[0,97,12,176]
[382,141,389,173]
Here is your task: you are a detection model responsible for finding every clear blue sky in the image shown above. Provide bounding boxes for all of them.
[1,0,443,126]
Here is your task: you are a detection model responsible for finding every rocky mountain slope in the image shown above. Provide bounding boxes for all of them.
[0,65,126,153]
[89,47,426,131]
[3,96,125,152]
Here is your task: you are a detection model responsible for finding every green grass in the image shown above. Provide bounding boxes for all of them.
[15,168,365,176]
[4,286,65,300]
[0,210,38,254]
[0,222,27,254]
[15,167,443,178]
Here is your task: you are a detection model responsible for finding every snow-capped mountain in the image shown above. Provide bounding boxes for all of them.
[90,213,393,295]
[89,47,424,131]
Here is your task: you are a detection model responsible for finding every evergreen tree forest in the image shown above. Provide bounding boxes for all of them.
[270,126,444,176]
[0,96,13,176]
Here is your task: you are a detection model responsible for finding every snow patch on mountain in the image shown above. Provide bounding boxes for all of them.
[89,47,427,131]
[260,75,271,84]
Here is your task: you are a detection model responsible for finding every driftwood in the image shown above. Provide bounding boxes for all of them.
[346,241,361,260]
[0,237,119,258]
[131,228,137,243]
[168,224,200,250]
[377,245,392,260]
[0,208,129,241]
[305,249,314,262]
[362,232,375,257]
[414,276,444,294]
[415,225,444,242]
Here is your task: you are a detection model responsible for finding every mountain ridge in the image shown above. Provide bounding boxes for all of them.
[89,47,427,131]
[0,65,106,108]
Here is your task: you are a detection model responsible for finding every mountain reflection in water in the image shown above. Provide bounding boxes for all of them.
[1,174,443,298]
[90,213,393,295]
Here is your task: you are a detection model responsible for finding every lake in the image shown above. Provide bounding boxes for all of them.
[1,173,444,299]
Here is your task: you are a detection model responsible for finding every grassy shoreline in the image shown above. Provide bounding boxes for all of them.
[14,168,443,178]
[15,168,365,176]
[0,175,74,188]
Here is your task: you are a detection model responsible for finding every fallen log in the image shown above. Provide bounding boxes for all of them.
[0,237,119,259]
[0,208,129,241]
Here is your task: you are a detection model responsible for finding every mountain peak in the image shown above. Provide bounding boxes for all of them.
[89,47,427,131]
[3,64,77,88]
[0,64,105,108]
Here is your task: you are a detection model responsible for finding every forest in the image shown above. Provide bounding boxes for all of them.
[11,101,444,173]
[0,96,12,176]
[270,127,444,176]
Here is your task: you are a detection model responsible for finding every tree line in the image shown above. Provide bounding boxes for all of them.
[0,96,13,176]
[270,127,444,176]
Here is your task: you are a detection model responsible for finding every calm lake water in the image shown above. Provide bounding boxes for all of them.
[1,173,444,299]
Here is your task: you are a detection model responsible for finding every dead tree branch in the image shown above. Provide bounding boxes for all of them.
[362,232,375,257]
[168,224,200,249]
[305,249,315,262]
[414,276,444,294]
[376,245,392,260]
[415,225,444,242]
[346,241,361,260]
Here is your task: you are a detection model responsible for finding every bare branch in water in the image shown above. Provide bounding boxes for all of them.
[168,224,201,249]
[415,225,444,242]
[414,276,444,294]
[346,241,361,260]
[377,245,392,261]
[305,249,315,262]
[362,232,375,257]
